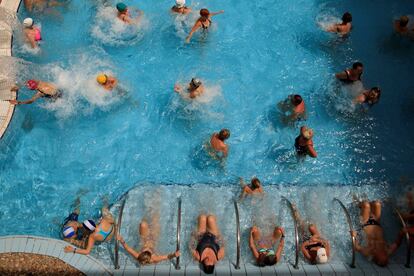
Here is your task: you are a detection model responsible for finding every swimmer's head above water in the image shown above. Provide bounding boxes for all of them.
[26,79,39,90]
[23,17,34,28]
[251,177,261,189]
[190,78,202,88]
[352,62,364,74]
[116,2,128,13]
[291,94,303,106]
[218,129,230,141]
[96,74,108,85]
[341,12,352,24]
[301,126,313,140]
[200,8,210,18]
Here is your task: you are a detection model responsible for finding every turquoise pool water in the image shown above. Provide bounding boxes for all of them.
[0,0,413,236]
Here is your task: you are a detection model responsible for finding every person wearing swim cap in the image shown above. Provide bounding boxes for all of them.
[353,87,381,107]
[394,16,410,35]
[326,12,352,35]
[209,129,230,159]
[249,225,285,267]
[239,177,264,200]
[186,8,224,43]
[9,79,60,105]
[278,94,306,123]
[174,78,204,99]
[96,74,118,91]
[64,204,115,255]
[294,126,317,158]
[116,2,142,24]
[23,17,42,49]
[171,0,191,14]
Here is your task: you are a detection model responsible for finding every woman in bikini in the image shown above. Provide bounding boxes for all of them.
[249,225,285,266]
[185,8,224,43]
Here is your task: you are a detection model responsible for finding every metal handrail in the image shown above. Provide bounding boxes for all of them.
[333,198,356,268]
[394,208,411,268]
[175,198,182,270]
[114,197,127,269]
[281,196,299,269]
[234,200,241,269]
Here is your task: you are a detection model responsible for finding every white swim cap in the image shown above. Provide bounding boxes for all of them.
[23,18,34,28]
[175,0,185,8]
[316,248,328,264]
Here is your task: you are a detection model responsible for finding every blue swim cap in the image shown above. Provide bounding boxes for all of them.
[116,2,127,12]
[62,226,76,238]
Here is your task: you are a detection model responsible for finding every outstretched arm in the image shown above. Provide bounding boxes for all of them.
[118,235,140,259]
[64,235,96,255]
[10,92,42,105]
[186,22,200,43]
[150,251,180,264]
[210,10,224,16]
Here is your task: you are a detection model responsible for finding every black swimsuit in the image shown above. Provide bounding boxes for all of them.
[201,19,212,30]
[196,232,220,259]
[363,217,381,228]
[295,136,308,155]
[340,70,362,84]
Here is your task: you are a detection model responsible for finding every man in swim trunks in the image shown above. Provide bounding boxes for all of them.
[278,94,306,123]
[352,200,396,267]
[335,62,363,83]
[174,78,204,99]
[353,87,381,107]
[96,74,118,91]
[327,12,352,35]
[23,18,42,49]
[186,8,224,43]
[249,225,284,266]
[239,177,264,200]
[394,16,410,35]
[9,80,60,105]
[191,214,225,274]
[210,129,230,158]
[171,0,191,14]
[294,126,317,158]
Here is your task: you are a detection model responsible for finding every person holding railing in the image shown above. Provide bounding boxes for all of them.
[249,225,285,267]
[190,214,225,274]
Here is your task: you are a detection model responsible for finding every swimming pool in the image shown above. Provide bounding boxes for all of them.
[0,0,413,241]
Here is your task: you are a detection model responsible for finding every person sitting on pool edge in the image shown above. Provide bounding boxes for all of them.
[394,16,410,35]
[97,74,118,91]
[295,126,317,158]
[186,9,224,43]
[116,2,142,24]
[190,214,225,274]
[64,204,115,255]
[278,94,306,123]
[209,129,230,159]
[174,78,204,99]
[171,0,191,14]
[353,87,381,107]
[117,214,179,265]
[9,80,61,105]
[335,62,363,84]
[23,17,42,49]
[249,225,285,267]
[352,200,398,267]
[326,12,352,35]
[239,177,264,200]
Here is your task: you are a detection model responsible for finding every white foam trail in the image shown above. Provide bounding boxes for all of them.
[316,11,341,31]
[333,81,365,113]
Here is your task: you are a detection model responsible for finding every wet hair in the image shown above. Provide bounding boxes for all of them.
[257,254,277,266]
[366,87,381,105]
[218,129,230,141]
[137,251,152,265]
[291,94,303,106]
[202,263,215,274]
[400,16,409,27]
[251,177,261,189]
[342,12,352,23]
[200,8,210,18]
[352,62,363,70]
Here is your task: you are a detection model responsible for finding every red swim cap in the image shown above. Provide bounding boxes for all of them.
[26,80,39,90]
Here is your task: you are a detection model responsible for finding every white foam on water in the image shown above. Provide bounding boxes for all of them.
[316,8,341,31]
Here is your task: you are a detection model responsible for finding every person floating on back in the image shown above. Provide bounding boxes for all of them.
[23,17,42,49]
[294,126,317,158]
[174,78,204,99]
[96,74,118,91]
[171,0,191,14]
[186,9,224,43]
[278,94,306,123]
[335,62,364,84]
[249,225,285,267]
[9,80,61,105]
[209,129,230,159]
[326,12,352,35]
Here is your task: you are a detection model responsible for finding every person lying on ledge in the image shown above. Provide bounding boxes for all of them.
[249,225,285,267]
[9,80,61,105]
[117,213,179,265]
[64,204,115,255]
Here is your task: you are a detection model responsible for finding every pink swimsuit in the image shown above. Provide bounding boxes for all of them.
[34,28,42,41]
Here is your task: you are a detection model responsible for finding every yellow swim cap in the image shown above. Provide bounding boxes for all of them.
[96,74,108,85]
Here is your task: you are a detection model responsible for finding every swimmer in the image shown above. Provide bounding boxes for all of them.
[277,94,306,122]
[209,129,230,158]
[190,214,225,274]
[352,200,397,267]
[294,126,317,158]
[174,78,204,99]
[116,2,141,24]
[23,18,42,49]
[9,80,61,105]
[24,0,66,13]
[96,74,118,91]
[117,216,179,265]
[326,12,352,35]
[64,204,115,255]
[353,87,381,107]
[171,0,191,15]
[249,226,285,267]
[394,16,410,35]
[335,62,363,84]
[239,177,264,200]
[186,9,224,43]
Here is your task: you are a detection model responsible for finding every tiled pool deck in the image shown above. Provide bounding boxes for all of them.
[0,0,18,139]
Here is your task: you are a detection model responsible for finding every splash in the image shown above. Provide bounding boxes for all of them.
[316,10,341,32]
